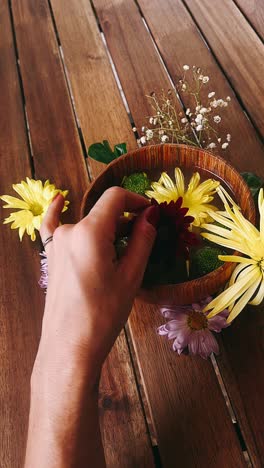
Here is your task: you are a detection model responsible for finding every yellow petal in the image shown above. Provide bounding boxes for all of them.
[204,265,259,317]
[0,195,29,210]
[227,274,262,323]
[218,255,256,264]
[249,274,264,305]
[188,172,200,192]
[174,168,185,195]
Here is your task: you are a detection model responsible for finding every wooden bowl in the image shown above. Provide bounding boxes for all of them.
[81,144,256,305]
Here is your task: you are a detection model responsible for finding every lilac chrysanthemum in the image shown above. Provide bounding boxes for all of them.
[39,251,48,291]
[158,297,229,359]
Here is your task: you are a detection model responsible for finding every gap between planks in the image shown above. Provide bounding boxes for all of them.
[92,1,256,463]
[181,0,264,147]
[20,0,255,463]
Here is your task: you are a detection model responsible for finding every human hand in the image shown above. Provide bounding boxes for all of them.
[37,187,158,384]
[25,187,158,468]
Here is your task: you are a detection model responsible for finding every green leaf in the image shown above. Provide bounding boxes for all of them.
[88,140,127,164]
[241,172,263,203]
[114,143,127,157]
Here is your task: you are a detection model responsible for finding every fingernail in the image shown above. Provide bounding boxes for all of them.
[52,193,62,202]
[145,205,160,228]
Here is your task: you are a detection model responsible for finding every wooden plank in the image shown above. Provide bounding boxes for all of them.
[135,1,264,464]
[11,0,88,220]
[99,331,153,468]
[91,0,182,134]
[129,302,246,467]
[235,0,264,42]
[0,2,44,467]
[91,1,250,466]
[217,306,264,466]
[184,0,264,138]
[137,0,264,177]
[50,0,135,161]
[44,1,155,465]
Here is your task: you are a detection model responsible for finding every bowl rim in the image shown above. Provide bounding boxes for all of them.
[80,143,256,294]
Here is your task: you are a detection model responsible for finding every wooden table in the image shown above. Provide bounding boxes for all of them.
[1,1,263,467]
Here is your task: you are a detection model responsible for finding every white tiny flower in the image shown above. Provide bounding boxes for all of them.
[182,83,187,91]
[191,122,196,127]
[226,96,231,101]
[196,124,203,131]
[157,111,160,115]
[198,75,204,81]
[195,105,201,112]
[140,136,146,144]
[132,127,137,132]
[218,138,221,143]
[182,136,186,141]
[214,115,221,124]
[223,101,228,107]
[211,100,218,108]
[208,92,215,98]
[181,117,188,123]
[141,126,145,132]
[202,76,209,83]
[161,135,169,142]
[217,99,225,107]
[168,120,172,126]
[158,129,164,135]
[195,114,203,123]
[222,142,229,149]
[153,118,157,125]
[149,117,154,124]
[200,107,208,114]
[183,65,190,71]
[227,134,231,142]
[208,142,216,149]
[186,108,191,115]
[146,129,154,140]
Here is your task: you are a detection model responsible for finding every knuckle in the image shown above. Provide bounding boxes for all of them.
[53,224,70,242]
[104,186,124,198]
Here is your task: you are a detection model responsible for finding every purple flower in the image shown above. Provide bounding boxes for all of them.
[158,297,229,359]
[39,251,48,291]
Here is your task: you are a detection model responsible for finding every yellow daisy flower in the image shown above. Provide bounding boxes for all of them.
[1,178,69,241]
[145,168,219,226]
[201,186,264,323]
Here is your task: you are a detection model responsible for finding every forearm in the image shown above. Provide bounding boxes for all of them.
[24,345,105,468]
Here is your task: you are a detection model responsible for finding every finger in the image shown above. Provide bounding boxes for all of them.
[81,187,150,235]
[40,193,65,253]
[118,205,159,288]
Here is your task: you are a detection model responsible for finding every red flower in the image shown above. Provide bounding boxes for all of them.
[151,197,199,259]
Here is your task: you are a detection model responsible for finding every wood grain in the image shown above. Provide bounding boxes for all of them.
[99,331,154,468]
[129,301,246,468]
[136,2,264,464]
[137,0,264,177]
[235,0,264,42]
[92,0,182,134]
[0,2,44,467]
[50,0,136,179]
[48,1,155,465]
[11,0,88,221]
[81,143,256,306]
[184,0,264,139]
[82,1,250,462]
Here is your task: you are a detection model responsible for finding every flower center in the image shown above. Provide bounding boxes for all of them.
[30,202,44,216]
[187,310,208,330]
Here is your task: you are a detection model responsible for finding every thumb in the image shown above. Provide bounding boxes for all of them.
[40,193,65,253]
[118,205,159,287]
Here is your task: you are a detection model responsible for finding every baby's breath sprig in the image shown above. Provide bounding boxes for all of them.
[137,65,231,152]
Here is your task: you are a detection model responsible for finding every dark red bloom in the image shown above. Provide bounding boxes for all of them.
[151,198,199,259]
